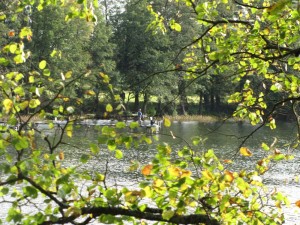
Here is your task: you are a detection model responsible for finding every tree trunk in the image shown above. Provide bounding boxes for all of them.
[210,90,215,113]
[143,92,149,116]
[178,77,188,115]
[134,91,140,112]
[198,91,203,114]
[204,93,210,113]
[156,97,162,116]
[216,94,221,113]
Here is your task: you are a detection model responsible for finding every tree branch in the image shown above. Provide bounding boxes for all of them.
[236,96,300,153]
[41,206,220,225]
[233,0,269,9]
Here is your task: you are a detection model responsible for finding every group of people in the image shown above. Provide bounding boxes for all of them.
[137,109,155,126]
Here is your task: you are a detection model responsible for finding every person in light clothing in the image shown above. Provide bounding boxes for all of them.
[137,109,143,125]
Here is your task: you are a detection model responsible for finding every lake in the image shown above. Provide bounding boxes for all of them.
[1,120,299,224]
[65,120,300,224]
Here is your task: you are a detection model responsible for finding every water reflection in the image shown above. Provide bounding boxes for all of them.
[61,120,300,224]
[1,120,299,224]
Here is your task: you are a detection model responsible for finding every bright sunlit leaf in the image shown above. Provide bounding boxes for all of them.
[85,90,96,96]
[9,44,17,53]
[39,60,47,70]
[261,142,270,151]
[164,117,171,127]
[66,124,73,137]
[106,104,113,112]
[29,99,41,108]
[65,71,72,79]
[3,99,13,113]
[168,166,181,177]
[162,210,175,220]
[115,150,123,159]
[141,164,153,176]
[224,170,234,182]
[240,147,252,157]
[181,169,192,178]
[202,170,213,180]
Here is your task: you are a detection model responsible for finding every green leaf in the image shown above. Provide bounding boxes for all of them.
[0,187,9,196]
[90,143,99,154]
[7,208,22,223]
[43,69,51,76]
[129,122,139,129]
[9,44,18,53]
[162,210,175,220]
[115,150,123,159]
[23,186,38,198]
[19,27,32,39]
[0,57,9,66]
[170,22,181,32]
[13,54,25,64]
[14,86,25,96]
[273,154,285,161]
[13,136,29,150]
[29,76,35,83]
[261,142,270,151]
[80,154,90,163]
[98,135,108,144]
[115,121,126,129]
[208,52,217,60]
[29,99,41,108]
[39,60,47,70]
[107,140,116,151]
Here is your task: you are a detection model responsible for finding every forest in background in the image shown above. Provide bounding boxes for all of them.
[1,0,296,120]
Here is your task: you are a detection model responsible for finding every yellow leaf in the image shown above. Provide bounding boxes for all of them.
[224,170,234,182]
[65,71,72,79]
[106,104,113,112]
[153,179,164,188]
[143,186,153,198]
[66,124,73,137]
[164,117,171,127]
[296,200,300,208]
[67,129,72,137]
[168,166,181,177]
[85,90,95,96]
[181,169,192,178]
[262,28,270,35]
[44,154,49,160]
[141,164,153,176]
[3,99,14,113]
[240,147,252,157]
[202,170,213,180]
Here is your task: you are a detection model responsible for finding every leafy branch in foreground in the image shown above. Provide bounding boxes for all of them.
[0,0,298,225]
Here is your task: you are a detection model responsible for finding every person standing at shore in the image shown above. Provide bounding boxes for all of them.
[137,109,143,125]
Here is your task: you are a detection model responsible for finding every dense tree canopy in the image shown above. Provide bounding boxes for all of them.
[0,0,299,225]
